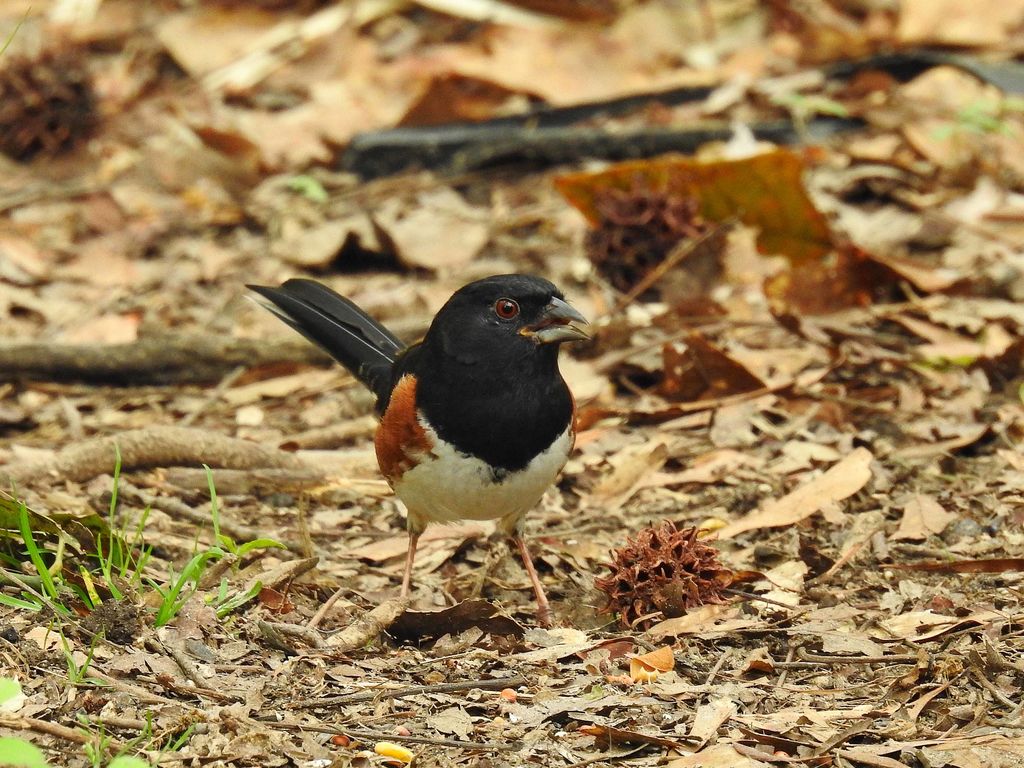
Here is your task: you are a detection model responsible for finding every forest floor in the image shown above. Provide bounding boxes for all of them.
[1,1,1024,767]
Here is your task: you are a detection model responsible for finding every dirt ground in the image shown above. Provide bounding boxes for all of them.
[2,1,1024,767]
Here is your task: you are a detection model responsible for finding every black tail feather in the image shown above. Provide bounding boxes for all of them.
[248,279,403,400]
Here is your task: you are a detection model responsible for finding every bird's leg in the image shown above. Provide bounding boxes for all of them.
[400,530,421,598]
[513,535,552,627]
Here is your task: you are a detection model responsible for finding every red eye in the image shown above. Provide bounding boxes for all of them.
[494,298,520,319]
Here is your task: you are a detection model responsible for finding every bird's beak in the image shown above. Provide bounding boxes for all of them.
[521,297,591,344]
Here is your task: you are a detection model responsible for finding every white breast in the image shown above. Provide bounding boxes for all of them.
[394,421,573,534]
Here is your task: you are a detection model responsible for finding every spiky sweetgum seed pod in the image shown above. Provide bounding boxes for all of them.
[0,46,98,161]
[595,521,732,630]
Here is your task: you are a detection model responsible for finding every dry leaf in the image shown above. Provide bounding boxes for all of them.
[668,744,772,768]
[717,448,873,539]
[890,494,957,541]
[661,335,767,402]
[389,599,524,641]
[647,603,751,640]
[374,188,489,271]
[629,645,675,681]
[558,150,833,264]
[689,697,738,742]
[898,0,1024,46]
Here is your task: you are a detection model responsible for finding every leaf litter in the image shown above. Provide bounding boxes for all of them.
[1,2,1024,767]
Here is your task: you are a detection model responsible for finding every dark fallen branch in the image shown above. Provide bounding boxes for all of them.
[0,426,314,486]
[342,49,1024,179]
[341,117,861,178]
[0,334,331,385]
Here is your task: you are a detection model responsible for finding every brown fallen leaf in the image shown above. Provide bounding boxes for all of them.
[689,697,738,743]
[373,188,489,272]
[388,599,524,641]
[716,448,874,539]
[558,150,833,264]
[398,73,531,127]
[668,744,771,768]
[587,438,669,512]
[765,244,901,315]
[629,645,675,682]
[890,494,957,541]
[647,603,752,641]
[878,609,1003,643]
[895,423,989,460]
[661,334,767,402]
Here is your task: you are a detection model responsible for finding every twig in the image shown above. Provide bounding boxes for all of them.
[88,669,193,708]
[4,714,124,749]
[203,5,353,93]
[0,335,329,384]
[264,718,514,750]
[0,569,42,589]
[325,596,409,652]
[806,525,883,585]
[180,365,246,426]
[723,587,798,610]
[1,426,316,486]
[258,620,325,650]
[160,466,329,496]
[301,674,528,708]
[794,648,920,664]
[147,639,210,691]
[565,746,649,767]
[704,648,733,686]
[972,668,1018,710]
[776,643,797,689]
[611,221,735,315]
[307,585,350,630]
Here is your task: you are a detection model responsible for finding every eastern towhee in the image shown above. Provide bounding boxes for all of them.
[249,275,590,624]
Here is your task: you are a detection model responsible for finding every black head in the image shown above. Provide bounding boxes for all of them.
[422,274,590,368]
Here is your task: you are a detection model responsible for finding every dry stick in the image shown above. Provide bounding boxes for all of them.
[776,643,797,689]
[180,365,246,426]
[0,335,330,385]
[806,525,883,586]
[266,718,513,751]
[8,714,125,749]
[326,596,409,653]
[301,675,529,708]
[704,648,733,687]
[307,585,350,630]
[610,222,735,315]
[972,668,1018,710]
[796,648,920,665]
[145,638,232,698]
[1,426,316,486]
[88,669,192,708]
[723,587,797,610]
[281,415,378,449]
[259,620,325,650]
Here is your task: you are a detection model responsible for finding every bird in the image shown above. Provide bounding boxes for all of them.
[248,275,590,624]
